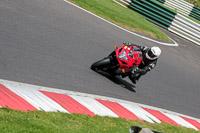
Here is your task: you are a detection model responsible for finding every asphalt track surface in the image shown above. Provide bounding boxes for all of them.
[0,0,200,118]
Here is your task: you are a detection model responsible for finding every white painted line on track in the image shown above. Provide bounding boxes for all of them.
[63,0,178,46]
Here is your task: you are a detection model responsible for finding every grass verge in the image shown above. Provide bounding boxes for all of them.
[68,0,171,42]
[0,108,199,133]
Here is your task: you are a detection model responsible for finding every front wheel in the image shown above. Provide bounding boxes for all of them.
[91,57,111,71]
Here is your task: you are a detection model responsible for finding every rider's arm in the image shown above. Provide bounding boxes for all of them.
[139,46,149,52]
[137,59,157,75]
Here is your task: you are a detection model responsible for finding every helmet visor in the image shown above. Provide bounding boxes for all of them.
[147,49,156,59]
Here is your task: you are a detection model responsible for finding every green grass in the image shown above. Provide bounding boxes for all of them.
[0,108,199,133]
[68,0,170,42]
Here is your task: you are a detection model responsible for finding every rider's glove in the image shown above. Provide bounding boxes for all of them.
[140,46,148,52]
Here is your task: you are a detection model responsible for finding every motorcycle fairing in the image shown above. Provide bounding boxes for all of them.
[115,45,142,70]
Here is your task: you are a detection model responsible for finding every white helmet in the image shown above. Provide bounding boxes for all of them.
[146,46,161,60]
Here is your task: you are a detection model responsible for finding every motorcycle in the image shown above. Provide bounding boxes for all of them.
[91,43,143,78]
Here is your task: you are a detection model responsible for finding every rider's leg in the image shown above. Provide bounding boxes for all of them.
[129,73,141,84]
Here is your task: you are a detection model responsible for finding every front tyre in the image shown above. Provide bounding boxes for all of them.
[91,57,111,71]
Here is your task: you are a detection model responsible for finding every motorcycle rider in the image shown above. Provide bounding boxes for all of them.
[124,43,162,84]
